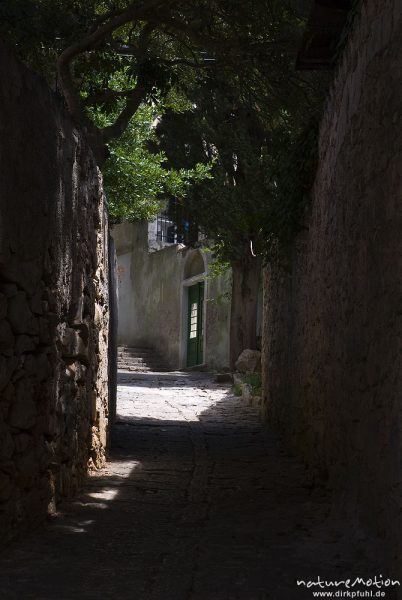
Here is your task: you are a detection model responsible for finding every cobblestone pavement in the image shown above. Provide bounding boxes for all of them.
[0,372,377,600]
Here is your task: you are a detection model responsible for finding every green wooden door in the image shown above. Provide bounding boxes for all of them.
[187,282,204,367]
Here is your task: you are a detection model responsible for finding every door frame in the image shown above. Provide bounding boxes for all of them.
[186,281,205,367]
[180,272,207,369]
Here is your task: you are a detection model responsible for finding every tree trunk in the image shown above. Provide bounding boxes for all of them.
[229,254,262,369]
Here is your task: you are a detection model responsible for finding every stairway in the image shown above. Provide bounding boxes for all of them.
[117,346,171,372]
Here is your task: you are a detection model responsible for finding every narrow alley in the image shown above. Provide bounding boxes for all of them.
[2,1,402,597]
[0,372,374,600]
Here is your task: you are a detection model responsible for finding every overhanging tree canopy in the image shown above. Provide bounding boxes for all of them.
[1,0,325,364]
[1,0,313,163]
[154,70,322,365]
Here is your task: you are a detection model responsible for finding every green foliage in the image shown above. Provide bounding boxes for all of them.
[0,0,312,124]
[0,0,102,84]
[1,0,326,241]
[259,119,320,263]
[156,72,324,266]
[90,101,211,222]
[243,373,262,397]
[203,248,231,280]
[0,4,213,224]
[232,374,262,397]
[232,383,242,397]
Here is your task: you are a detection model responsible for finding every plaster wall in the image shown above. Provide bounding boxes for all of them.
[113,222,230,370]
[205,271,231,370]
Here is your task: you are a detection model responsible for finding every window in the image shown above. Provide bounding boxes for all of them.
[155,199,198,245]
[156,210,177,243]
[189,302,198,338]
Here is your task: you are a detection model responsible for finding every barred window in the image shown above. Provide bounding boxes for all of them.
[155,199,198,245]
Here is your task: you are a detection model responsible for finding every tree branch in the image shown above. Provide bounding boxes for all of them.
[158,57,213,69]
[83,89,135,106]
[157,17,259,58]
[56,0,280,163]
[57,0,178,135]
[102,79,148,143]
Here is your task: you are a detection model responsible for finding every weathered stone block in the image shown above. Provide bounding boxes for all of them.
[240,383,252,402]
[7,292,34,335]
[0,257,43,296]
[29,286,44,315]
[61,327,89,362]
[0,425,15,460]
[24,354,51,383]
[0,356,18,392]
[70,295,84,325]
[235,349,261,374]
[0,294,7,320]
[215,373,233,384]
[0,472,12,501]
[9,380,37,430]
[0,321,15,353]
[251,395,262,408]
[66,361,87,385]
[13,433,31,454]
[0,284,17,298]
[15,335,36,355]
[1,381,15,406]
[38,317,51,344]
[15,451,38,489]
[0,460,16,478]
[42,414,58,440]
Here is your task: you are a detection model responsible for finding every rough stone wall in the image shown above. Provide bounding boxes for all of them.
[262,0,402,567]
[0,43,109,542]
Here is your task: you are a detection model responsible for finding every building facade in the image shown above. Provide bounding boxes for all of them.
[112,220,231,371]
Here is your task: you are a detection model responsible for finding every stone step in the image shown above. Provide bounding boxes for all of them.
[117,353,155,361]
[118,348,152,354]
[118,364,171,372]
[117,345,170,372]
[118,360,169,368]
[117,354,165,362]
[118,366,152,372]
[117,357,148,364]
[118,363,170,370]
[118,356,154,363]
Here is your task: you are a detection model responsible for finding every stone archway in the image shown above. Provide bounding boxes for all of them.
[183,250,205,280]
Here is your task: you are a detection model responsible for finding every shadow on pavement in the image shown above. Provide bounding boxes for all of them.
[0,372,383,600]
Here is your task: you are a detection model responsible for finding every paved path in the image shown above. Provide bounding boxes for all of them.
[0,372,376,600]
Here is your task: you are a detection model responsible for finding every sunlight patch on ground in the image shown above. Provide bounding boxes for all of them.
[88,489,120,501]
[117,375,230,424]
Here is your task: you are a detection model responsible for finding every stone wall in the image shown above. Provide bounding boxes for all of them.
[262,0,402,568]
[0,43,109,542]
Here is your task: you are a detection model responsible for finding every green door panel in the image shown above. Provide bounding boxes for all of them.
[187,282,204,367]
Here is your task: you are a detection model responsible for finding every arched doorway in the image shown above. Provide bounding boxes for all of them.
[181,250,207,368]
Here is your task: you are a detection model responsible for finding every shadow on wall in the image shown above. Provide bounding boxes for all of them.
[0,41,110,546]
[0,373,386,599]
